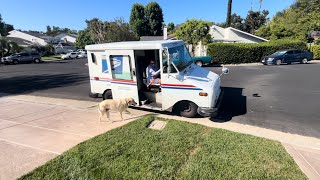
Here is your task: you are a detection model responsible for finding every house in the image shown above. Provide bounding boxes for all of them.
[54,33,77,44]
[194,25,269,56]
[7,30,51,46]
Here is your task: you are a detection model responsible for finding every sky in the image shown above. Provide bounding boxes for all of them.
[0,0,295,32]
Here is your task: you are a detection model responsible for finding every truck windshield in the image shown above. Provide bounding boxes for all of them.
[168,45,193,72]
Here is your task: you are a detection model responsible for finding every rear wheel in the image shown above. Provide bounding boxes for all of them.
[301,58,308,64]
[34,58,40,63]
[174,101,198,118]
[195,60,203,67]
[103,90,113,100]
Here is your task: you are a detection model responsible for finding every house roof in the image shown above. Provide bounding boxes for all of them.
[21,31,51,40]
[54,33,78,39]
[6,37,33,46]
[228,27,269,42]
[211,25,268,42]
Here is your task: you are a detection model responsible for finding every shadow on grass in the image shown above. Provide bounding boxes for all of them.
[0,73,88,97]
[210,87,247,123]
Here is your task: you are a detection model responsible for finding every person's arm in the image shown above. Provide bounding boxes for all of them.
[149,67,160,77]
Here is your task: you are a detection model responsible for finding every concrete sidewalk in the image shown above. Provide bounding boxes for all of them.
[0,94,319,179]
[0,94,150,179]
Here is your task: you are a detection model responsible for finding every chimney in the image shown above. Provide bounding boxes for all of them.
[163,27,168,40]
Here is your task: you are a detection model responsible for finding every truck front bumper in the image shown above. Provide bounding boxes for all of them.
[197,90,224,117]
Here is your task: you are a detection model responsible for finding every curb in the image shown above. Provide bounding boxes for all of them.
[2,94,320,150]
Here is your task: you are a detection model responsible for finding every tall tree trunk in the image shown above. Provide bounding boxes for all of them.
[259,0,263,12]
[226,0,233,27]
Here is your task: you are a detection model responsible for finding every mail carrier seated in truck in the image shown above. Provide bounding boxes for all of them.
[85,40,229,118]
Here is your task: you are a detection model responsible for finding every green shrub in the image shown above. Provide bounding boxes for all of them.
[310,45,320,59]
[207,40,307,64]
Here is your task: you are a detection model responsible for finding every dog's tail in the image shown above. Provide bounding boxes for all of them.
[86,103,99,108]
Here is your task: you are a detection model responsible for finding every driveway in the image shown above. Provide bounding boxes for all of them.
[1,60,320,138]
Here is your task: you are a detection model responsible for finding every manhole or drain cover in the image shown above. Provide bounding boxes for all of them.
[148,120,167,130]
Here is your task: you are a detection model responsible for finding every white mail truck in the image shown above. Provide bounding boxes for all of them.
[85,40,229,118]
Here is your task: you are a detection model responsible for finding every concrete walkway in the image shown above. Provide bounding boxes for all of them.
[0,94,150,179]
[0,94,319,179]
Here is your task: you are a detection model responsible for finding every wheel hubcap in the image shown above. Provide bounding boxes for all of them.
[183,104,191,112]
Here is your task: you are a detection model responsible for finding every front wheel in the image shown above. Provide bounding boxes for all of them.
[174,101,198,118]
[195,60,203,67]
[275,59,282,65]
[13,60,19,65]
[103,90,113,100]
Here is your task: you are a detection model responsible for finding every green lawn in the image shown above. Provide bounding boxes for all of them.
[19,116,306,179]
[41,55,61,61]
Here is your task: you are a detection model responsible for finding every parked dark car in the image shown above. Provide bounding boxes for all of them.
[261,49,313,65]
[1,52,42,65]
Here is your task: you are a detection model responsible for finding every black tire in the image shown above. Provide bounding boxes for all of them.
[195,60,203,67]
[174,101,198,118]
[103,90,113,100]
[34,58,40,63]
[301,58,308,64]
[275,59,282,65]
[13,60,19,65]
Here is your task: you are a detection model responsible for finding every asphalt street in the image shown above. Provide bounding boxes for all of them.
[1,59,320,138]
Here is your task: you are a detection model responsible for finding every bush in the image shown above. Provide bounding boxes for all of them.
[207,40,307,64]
[310,45,320,59]
[29,44,55,56]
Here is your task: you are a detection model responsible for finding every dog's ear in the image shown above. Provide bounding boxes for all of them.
[125,98,131,105]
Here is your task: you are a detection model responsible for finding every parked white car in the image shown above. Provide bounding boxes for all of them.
[61,52,79,60]
[77,52,87,58]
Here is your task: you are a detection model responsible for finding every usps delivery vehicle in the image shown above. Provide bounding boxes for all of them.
[85,40,229,118]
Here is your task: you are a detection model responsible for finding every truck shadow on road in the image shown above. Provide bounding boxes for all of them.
[210,87,247,123]
[0,73,88,97]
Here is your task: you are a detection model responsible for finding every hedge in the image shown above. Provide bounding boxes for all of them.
[207,40,307,64]
[310,45,320,59]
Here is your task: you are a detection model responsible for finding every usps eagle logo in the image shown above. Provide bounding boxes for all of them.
[112,57,121,68]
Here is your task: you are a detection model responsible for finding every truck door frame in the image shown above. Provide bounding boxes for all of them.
[105,49,140,104]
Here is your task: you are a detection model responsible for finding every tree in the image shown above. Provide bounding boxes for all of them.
[0,37,23,57]
[85,18,106,43]
[244,10,269,34]
[230,13,244,31]
[175,19,212,55]
[45,26,77,36]
[83,17,138,45]
[46,26,52,35]
[258,0,320,41]
[167,22,175,34]
[226,0,233,27]
[255,25,271,39]
[144,2,164,36]
[75,29,94,49]
[0,14,14,36]
[130,3,146,37]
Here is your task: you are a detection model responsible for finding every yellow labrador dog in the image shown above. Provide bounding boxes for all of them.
[98,97,137,122]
